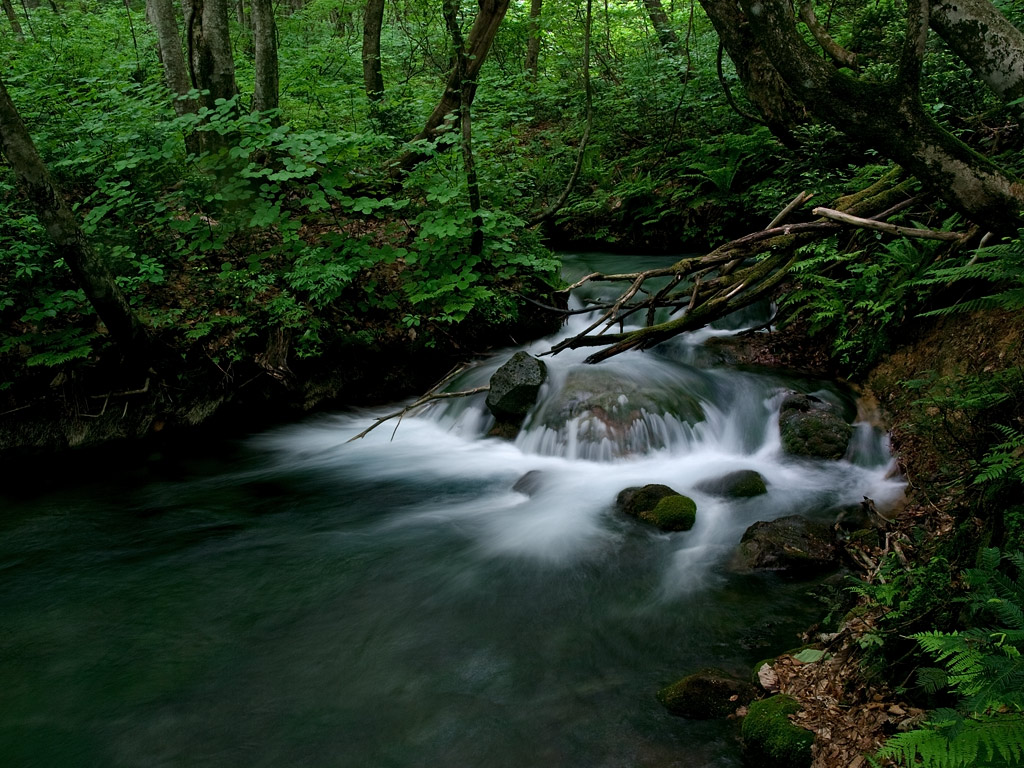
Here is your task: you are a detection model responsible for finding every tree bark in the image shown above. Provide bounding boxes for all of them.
[641,0,677,53]
[186,0,238,113]
[0,78,150,363]
[699,0,806,145]
[524,0,542,79]
[720,0,1024,234]
[146,0,197,117]
[443,0,483,255]
[411,0,508,142]
[362,0,385,104]
[2,0,23,39]
[929,0,1024,115]
[395,0,509,173]
[251,0,279,114]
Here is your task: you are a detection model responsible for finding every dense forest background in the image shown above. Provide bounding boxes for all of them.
[4,0,1024,764]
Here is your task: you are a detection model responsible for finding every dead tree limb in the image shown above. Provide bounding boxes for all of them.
[347,385,490,442]
[812,207,968,241]
[543,173,949,364]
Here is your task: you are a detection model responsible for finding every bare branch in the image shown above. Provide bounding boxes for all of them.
[798,0,858,68]
[812,206,968,241]
[347,386,490,442]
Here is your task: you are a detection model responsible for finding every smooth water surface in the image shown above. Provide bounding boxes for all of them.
[0,253,904,767]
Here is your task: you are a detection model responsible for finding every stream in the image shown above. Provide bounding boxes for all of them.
[0,252,904,767]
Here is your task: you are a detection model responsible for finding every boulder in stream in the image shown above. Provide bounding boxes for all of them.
[734,515,838,574]
[657,667,756,719]
[778,393,852,460]
[741,694,814,768]
[617,484,697,531]
[486,352,547,439]
[695,469,767,498]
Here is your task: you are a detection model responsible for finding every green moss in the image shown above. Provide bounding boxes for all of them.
[657,667,755,719]
[643,494,697,531]
[741,695,814,768]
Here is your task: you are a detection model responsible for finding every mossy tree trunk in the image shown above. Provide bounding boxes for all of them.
[699,0,806,145]
[0,78,150,365]
[705,0,1024,235]
[929,0,1024,116]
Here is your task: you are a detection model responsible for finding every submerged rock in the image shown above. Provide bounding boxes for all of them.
[778,393,852,460]
[486,352,547,439]
[527,365,709,458]
[512,470,546,496]
[695,469,768,498]
[741,695,814,768]
[617,484,697,531]
[735,515,838,574]
[657,667,756,719]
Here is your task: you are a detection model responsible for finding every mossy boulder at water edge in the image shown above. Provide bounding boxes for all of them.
[695,469,768,498]
[734,515,838,574]
[657,668,757,719]
[778,393,852,460]
[741,695,814,768]
[617,484,697,531]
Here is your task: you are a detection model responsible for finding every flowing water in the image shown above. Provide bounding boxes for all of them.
[0,253,904,767]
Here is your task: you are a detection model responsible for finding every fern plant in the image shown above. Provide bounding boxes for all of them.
[877,549,1024,768]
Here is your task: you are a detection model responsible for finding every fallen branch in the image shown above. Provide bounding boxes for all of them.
[812,206,967,241]
[347,385,490,442]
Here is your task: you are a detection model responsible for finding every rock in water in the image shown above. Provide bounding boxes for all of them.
[617,484,697,531]
[486,351,547,419]
[735,515,838,574]
[741,695,814,768]
[695,469,768,498]
[778,393,852,460]
[486,352,547,438]
[657,667,757,719]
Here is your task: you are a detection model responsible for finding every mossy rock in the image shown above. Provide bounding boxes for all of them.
[778,393,852,460]
[741,695,814,768]
[617,484,697,532]
[734,515,838,574]
[657,667,756,719]
[696,469,768,498]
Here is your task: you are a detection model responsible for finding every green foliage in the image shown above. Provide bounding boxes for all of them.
[878,550,1024,768]
[779,212,959,374]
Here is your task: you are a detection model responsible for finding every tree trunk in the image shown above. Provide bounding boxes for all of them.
[733,0,1024,234]
[2,0,23,39]
[524,0,542,79]
[146,0,196,116]
[234,0,244,24]
[412,0,509,143]
[0,78,150,363]
[186,0,238,113]
[362,0,385,104]
[251,0,279,114]
[394,0,509,173]
[699,0,806,145]
[929,0,1024,114]
[443,0,483,255]
[641,0,677,53]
